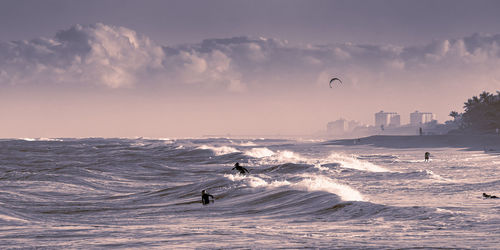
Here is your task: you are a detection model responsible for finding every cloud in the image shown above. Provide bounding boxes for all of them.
[0,23,163,88]
[1,24,500,93]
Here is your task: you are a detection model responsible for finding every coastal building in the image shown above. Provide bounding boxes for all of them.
[374,111,400,127]
[410,111,436,126]
[326,119,348,135]
[348,120,361,130]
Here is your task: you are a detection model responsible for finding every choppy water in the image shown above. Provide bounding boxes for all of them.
[0,138,499,249]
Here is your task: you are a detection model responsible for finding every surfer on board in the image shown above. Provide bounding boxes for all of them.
[232,162,249,175]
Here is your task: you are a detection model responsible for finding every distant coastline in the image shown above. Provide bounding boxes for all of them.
[327,134,500,152]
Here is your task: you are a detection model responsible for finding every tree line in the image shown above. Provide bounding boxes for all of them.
[449,91,500,133]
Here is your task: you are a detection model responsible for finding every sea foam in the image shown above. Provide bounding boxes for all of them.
[199,145,240,155]
[224,173,364,201]
[326,153,390,172]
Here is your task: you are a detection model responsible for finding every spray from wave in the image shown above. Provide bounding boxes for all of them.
[198,145,240,155]
[242,147,389,173]
[326,153,390,172]
[244,147,275,158]
[295,174,364,201]
[224,173,364,201]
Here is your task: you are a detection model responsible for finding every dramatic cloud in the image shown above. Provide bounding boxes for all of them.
[1,23,500,93]
[0,24,164,88]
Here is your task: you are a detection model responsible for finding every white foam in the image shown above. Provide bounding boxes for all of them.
[313,163,331,172]
[326,153,390,172]
[156,138,171,141]
[244,147,275,158]
[422,169,452,182]
[224,173,364,201]
[198,145,240,156]
[252,150,311,165]
[239,141,258,146]
[20,138,36,141]
[19,138,63,142]
[294,174,365,201]
[224,174,290,188]
[275,150,306,162]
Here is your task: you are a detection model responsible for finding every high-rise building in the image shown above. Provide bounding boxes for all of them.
[375,111,400,127]
[326,119,348,135]
[410,111,436,126]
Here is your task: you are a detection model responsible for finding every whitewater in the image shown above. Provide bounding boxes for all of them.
[0,137,499,248]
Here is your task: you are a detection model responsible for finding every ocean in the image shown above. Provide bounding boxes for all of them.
[0,137,499,249]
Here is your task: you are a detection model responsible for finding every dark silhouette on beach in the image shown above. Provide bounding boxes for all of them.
[424,152,430,162]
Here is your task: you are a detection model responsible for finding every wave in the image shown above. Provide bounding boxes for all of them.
[223,172,364,201]
[244,147,275,158]
[224,174,291,189]
[251,150,312,166]
[198,145,240,156]
[326,153,390,172]
[420,169,452,182]
[240,147,389,174]
[18,138,64,142]
[0,214,29,224]
[239,141,258,146]
[294,174,364,201]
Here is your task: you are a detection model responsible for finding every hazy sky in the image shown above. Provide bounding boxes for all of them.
[1,0,500,138]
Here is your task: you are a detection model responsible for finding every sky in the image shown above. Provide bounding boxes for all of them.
[1,0,500,138]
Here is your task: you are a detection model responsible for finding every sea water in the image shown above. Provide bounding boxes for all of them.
[0,138,499,248]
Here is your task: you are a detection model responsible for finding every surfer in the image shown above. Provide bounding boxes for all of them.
[201,190,214,205]
[424,152,430,162]
[483,193,498,199]
[232,162,249,175]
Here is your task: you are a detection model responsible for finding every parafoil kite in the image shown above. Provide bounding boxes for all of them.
[329,77,342,88]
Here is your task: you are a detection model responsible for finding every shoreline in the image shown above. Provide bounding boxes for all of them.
[326,134,500,152]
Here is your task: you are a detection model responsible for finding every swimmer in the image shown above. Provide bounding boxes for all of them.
[201,190,214,205]
[232,162,249,175]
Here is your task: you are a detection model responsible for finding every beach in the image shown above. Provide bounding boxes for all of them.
[328,134,500,152]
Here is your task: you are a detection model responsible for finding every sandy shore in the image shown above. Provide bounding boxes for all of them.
[327,134,500,152]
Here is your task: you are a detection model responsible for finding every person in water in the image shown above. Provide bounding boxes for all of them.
[201,190,214,205]
[424,152,430,162]
[483,193,498,199]
[232,162,249,175]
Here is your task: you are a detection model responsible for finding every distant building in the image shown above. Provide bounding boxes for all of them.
[410,111,436,126]
[348,120,361,130]
[327,119,348,135]
[390,115,401,127]
[375,111,400,127]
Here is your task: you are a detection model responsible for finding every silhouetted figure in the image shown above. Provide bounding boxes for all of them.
[201,190,214,205]
[419,127,423,136]
[424,152,430,162]
[232,162,249,175]
[483,193,498,199]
